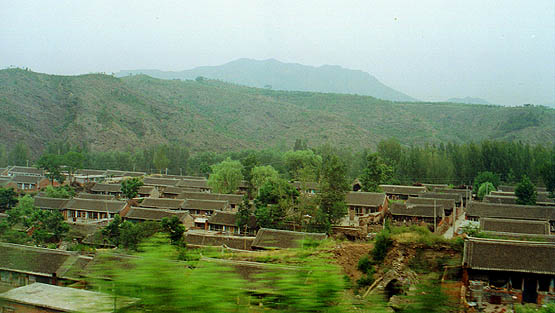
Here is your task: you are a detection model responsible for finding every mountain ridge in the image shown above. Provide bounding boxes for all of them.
[1,68,553,154]
[117,58,417,102]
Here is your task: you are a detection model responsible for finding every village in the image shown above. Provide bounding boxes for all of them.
[0,163,553,312]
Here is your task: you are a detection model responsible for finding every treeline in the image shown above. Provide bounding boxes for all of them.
[1,139,553,188]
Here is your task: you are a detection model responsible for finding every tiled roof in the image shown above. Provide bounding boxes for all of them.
[463,238,555,275]
[64,198,126,213]
[139,198,185,209]
[379,185,426,195]
[91,183,122,193]
[406,197,455,210]
[345,192,386,207]
[389,203,444,218]
[76,193,115,200]
[125,207,189,221]
[7,166,44,176]
[0,243,91,279]
[420,192,463,203]
[10,175,42,184]
[34,197,69,210]
[177,191,243,205]
[177,179,210,189]
[185,232,255,250]
[251,228,327,249]
[479,218,550,235]
[143,177,180,187]
[466,202,554,221]
[185,199,228,211]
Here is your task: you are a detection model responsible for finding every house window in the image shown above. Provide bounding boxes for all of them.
[0,271,9,282]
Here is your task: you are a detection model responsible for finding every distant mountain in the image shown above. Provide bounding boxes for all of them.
[117,58,417,102]
[1,69,554,154]
[447,97,491,105]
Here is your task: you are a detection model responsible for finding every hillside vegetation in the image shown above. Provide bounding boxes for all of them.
[117,58,417,101]
[1,68,554,153]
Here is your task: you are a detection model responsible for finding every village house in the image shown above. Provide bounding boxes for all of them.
[421,183,449,191]
[0,283,138,313]
[3,175,51,192]
[421,192,464,207]
[90,183,123,197]
[160,186,190,199]
[177,179,211,193]
[434,187,472,205]
[345,192,388,225]
[251,228,327,250]
[34,197,69,212]
[1,166,44,177]
[0,243,92,291]
[143,176,181,188]
[123,207,193,228]
[291,181,320,194]
[463,237,555,306]
[388,202,445,231]
[139,198,186,210]
[406,196,456,216]
[378,185,426,200]
[138,185,159,198]
[152,174,206,180]
[177,191,243,210]
[62,198,127,222]
[184,199,228,216]
[465,202,555,232]
[205,211,256,235]
[75,192,115,200]
[104,170,145,178]
[479,218,551,236]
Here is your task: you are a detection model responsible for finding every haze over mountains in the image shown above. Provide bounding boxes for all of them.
[117,58,417,102]
[1,68,553,154]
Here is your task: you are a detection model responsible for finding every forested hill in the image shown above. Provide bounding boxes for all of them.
[1,68,554,153]
[117,58,417,102]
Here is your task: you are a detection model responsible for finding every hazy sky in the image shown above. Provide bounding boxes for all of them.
[1,0,554,105]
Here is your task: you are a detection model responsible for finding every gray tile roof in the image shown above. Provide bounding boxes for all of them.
[125,207,189,222]
[34,197,69,210]
[463,238,555,275]
[345,192,386,207]
[379,185,426,195]
[139,198,185,210]
[177,191,243,205]
[466,202,555,221]
[479,218,550,235]
[64,198,126,213]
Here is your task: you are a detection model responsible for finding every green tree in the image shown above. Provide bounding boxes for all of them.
[63,151,84,183]
[153,147,170,173]
[36,153,65,184]
[515,175,537,205]
[43,185,72,199]
[540,153,555,196]
[283,149,322,181]
[316,152,349,232]
[0,188,18,211]
[477,182,496,200]
[360,153,392,192]
[102,214,123,246]
[251,165,280,193]
[473,171,500,195]
[8,141,30,166]
[240,152,258,198]
[254,177,299,229]
[121,177,144,200]
[207,157,244,194]
[6,195,35,227]
[29,209,69,244]
[236,195,252,234]
[161,216,185,245]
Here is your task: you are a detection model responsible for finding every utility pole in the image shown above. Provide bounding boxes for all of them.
[434,199,437,232]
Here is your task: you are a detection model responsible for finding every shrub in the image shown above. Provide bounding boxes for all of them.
[372,229,392,262]
[357,255,373,274]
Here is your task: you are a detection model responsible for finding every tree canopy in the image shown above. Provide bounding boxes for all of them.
[207,157,244,194]
[515,175,537,205]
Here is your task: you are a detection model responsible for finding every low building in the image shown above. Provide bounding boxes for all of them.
[177,191,243,210]
[75,192,115,200]
[139,198,186,210]
[34,197,69,212]
[479,218,551,236]
[251,228,327,250]
[291,181,320,194]
[466,202,555,232]
[378,185,426,200]
[0,243,92,290]
[2,166,44,177]
[123,207,193,228]
[206,211,256,235]
[4,176,50,192]
[184,199,228,216]
[0,283,138,313]
[90,183,122,197]
[143,177,180,187]
[463,237,555,305]
[389,202,445,231]
[63,198,127,221]
[138,185,159,198]
[177,179,211,192]
[345,192,387,218]
[406,197,456,216]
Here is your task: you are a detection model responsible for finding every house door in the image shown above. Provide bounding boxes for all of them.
[522,279,537,304]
